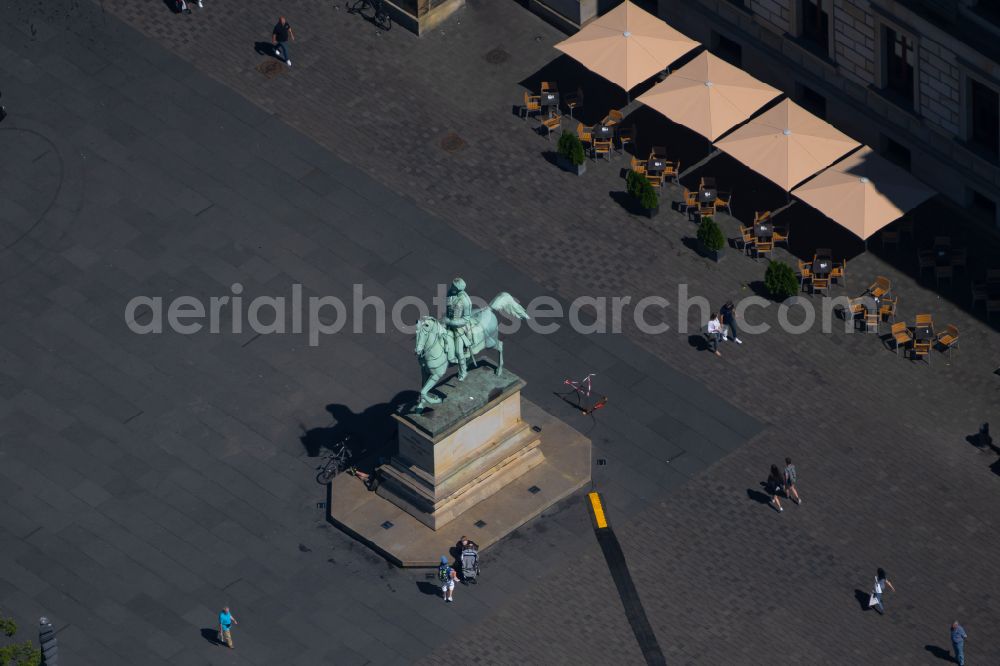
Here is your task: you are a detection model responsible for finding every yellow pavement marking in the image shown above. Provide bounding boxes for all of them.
[588,491,608,529]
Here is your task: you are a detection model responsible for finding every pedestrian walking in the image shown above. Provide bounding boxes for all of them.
[720,300,743,344]
[217,606,238,648]
[438,556,458,603]
[950,621,968,666]
[867,568,895,614]
[706,313,724,357]
[783,457,801,504]
[766,464,784,512]
[173,0,191,14]
[272,16,295,67]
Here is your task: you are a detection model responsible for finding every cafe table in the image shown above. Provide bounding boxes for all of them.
[932,242,951,266]
[698,188,718,204]
[812,255,833,278]
[646,158,667,174]
[539,91,560,109]
[753,221,773,240]
[591,124,615,141]
[912,324,934,342]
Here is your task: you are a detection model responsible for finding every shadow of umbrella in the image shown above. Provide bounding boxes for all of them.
[681,152,791,230]
[621,104,712,174]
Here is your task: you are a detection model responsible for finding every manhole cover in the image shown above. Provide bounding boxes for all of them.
[484,47,509,65]
[256,60,285,78]
[440,132,466,153]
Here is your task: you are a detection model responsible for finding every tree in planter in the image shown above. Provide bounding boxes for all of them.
[696,216,725,253]
[624,171,659,211]
[556,131,586,167]
[625,169,643,198]
[0,613,40,666]
[639,180,659,211]
[764,260,799,300]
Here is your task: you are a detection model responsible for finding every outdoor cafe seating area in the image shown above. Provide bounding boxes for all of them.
[513,0,997,365]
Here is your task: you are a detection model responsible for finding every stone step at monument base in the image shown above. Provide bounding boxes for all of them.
[326,399,591,567]
[385,420,541,502]
[376,437,543,530]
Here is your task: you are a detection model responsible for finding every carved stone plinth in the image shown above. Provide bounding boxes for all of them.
[377,366,542,529]
[326,364,592,566]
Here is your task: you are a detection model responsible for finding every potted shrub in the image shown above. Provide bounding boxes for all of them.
[696,216,725,261]
[556,131,586,175]
[625,169,643,198]
[625,171,659,217]
[638,179,659,218]
[764,260,799,300]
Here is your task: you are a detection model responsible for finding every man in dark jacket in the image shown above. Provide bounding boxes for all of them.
[272,16,296,67]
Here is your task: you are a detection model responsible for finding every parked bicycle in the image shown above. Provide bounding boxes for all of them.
[315,436,353,485]
[346,0,392,31]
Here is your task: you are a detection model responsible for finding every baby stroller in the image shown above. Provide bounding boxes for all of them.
[460,545,480,584]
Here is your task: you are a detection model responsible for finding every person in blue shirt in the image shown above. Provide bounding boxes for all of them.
[950,621,968,666]
[438,556,458,602]
[218,606,238,649]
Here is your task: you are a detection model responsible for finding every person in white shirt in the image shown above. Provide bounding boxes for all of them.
[706,313,724,357]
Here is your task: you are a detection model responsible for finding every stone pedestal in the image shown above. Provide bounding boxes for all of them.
[326,364,592,566]
[377,366,542,529]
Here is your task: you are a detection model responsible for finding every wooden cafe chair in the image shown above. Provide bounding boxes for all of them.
[830,258,846,287]
[714,191,732,215]
[935,324,959,357]
[738,226,756,254]
[541,114,563,139]
[891,322,912,357]
[797,259,812,287]
[868,276,891,299]
[521,92,541,120]
[661,160,679,184]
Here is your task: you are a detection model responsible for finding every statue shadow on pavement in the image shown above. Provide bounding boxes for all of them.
[298,391,417,470]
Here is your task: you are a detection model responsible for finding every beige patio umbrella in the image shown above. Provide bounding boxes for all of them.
[554,0,699,94]
[791,146,935,240]
[714,99,861,190]
[636,52,780,141]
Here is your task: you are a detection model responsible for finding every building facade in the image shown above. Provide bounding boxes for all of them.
[657,0,1000,228]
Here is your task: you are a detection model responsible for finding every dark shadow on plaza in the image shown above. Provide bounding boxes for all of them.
[299,391,416,469]
[923,644,953,661]
[853,589,872,611]
[416,581,440,596]
[199,628,222,645]
[254,41,284,61]
[745,488,770,505]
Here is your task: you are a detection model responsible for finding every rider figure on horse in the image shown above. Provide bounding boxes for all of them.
[444,277,474,380]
